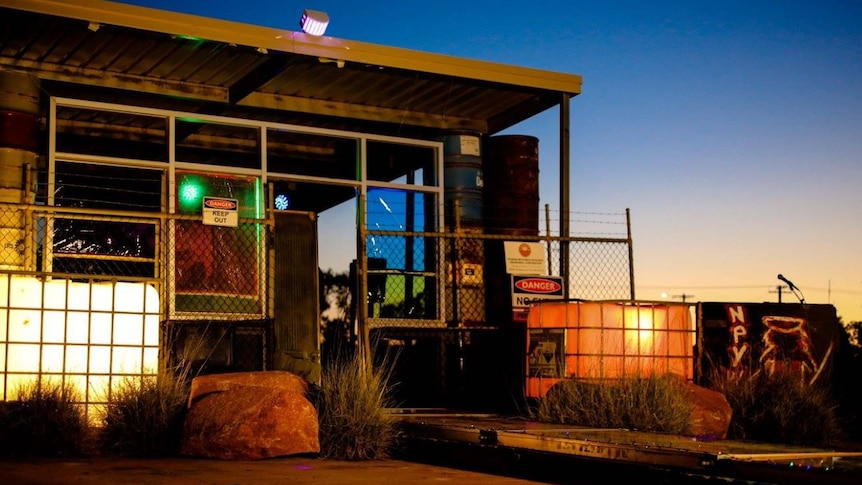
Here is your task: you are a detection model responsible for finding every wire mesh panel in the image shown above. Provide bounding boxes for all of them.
[362,227,635,330]
[167,219,268,318]
[361,231,440,325]
[559,239,634,300]
[0,203,272,421]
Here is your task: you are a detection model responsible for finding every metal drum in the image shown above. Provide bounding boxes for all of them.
[442,133,483,228]
[0,70,40,270]
[0,70,40,115]
[483,135,539,236]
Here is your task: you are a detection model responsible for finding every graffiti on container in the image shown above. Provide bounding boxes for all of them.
[760,315,831,383]
[724,304,833,384]
[726,304,751,373]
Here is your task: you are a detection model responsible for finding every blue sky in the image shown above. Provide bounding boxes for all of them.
[119,1,862,322]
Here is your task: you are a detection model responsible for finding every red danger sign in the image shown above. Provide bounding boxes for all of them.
[511,275,564,309]
[204,198,238,210]
[515,277,562,293]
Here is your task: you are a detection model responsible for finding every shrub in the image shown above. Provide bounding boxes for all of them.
[536,374,692,435]
[709,368,843,447]
[0,378,88,457]
[99,368,190,456]
[315,348,399,460]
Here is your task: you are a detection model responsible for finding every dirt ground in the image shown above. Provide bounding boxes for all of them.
[0,455,550,485]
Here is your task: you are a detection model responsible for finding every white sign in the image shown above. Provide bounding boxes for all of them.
[503,241,546,275]
[202,197,239,227]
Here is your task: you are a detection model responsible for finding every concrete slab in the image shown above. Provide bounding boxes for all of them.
[0,456,549,485]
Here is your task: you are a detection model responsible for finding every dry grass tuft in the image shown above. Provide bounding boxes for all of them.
[709,368,844,447]
[0,378,89,457]
[315,348,399,460]
[536,374,693,435]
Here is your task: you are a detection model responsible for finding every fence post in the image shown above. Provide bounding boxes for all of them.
[626,207,635,300]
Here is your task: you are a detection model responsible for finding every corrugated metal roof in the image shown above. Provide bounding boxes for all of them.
[0,0,582,137]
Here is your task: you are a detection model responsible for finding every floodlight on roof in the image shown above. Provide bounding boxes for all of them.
[300,9,329,36]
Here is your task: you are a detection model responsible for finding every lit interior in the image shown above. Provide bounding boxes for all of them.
[0,275,160,422]
[526,300,695,398]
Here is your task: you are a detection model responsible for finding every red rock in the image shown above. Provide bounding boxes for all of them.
[181,371,320,460]
[681,378,733,440]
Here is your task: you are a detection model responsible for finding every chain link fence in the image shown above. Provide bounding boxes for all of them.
[1,193,635,413]
[362,226,634,329]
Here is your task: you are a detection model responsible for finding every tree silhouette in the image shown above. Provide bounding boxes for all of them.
[319,269,354,365]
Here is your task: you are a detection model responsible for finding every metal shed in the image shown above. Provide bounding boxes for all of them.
[0,0,589,415]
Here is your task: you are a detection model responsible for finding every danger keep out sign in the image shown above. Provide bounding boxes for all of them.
[512,275,564,308]
[202,197,239,227]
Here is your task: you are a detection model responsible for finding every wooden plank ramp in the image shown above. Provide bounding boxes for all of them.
[392,410,862,485]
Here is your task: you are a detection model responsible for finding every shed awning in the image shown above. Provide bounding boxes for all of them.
[0,0,582,138]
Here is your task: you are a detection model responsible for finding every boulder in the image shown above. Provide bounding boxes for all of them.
[680,378,733,440]
[181,371,320,460]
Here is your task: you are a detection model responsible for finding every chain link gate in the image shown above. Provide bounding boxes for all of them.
[360,210,634,411]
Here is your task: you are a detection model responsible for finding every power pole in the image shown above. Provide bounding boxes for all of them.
[673,293,695,302]
[769,285,788,303]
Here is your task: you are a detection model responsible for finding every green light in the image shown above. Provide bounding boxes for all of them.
[255,178,262,218]
[178,176,205,212]
[181,184,198,202]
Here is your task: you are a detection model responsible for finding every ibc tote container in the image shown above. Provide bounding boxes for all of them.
[525,300,696,399]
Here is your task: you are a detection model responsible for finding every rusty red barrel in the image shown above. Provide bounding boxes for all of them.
[483,135,539,236]
[0,70,40,151]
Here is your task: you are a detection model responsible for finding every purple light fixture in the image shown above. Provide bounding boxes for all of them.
[300,9,329,36]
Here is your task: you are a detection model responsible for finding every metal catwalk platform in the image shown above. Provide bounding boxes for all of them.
[393,411,862,485]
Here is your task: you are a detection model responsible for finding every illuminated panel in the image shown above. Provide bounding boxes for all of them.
[526,300,696,398]
[0,275,159,422]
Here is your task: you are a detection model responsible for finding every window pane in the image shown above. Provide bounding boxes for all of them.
[270,180,356,214]
[173,221,264,315]
[175,119,260,169]
[267,129,358,180]
[50,162,160,277]
[175,171,261,218]
[365,189,439,320]
[367,141,436,185]
[55,107,167,162]
[54,161,162,211]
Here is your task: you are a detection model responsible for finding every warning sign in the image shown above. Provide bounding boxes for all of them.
[511,274,564,308]
[528,329,564,378]
[202,197,239,227]
[503,241,546,275]
[511,274,564,322]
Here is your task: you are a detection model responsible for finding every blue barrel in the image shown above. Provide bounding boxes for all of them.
[442,133,483,228]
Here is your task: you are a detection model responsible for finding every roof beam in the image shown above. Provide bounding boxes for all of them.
[228,53,290,105]
[0,56,228,102]
[240,92,488,132]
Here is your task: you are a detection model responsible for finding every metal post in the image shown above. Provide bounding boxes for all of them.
[544,203,552,275]
[356,191,371,370]
[626,208,635,300]
[559,93,570,297]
